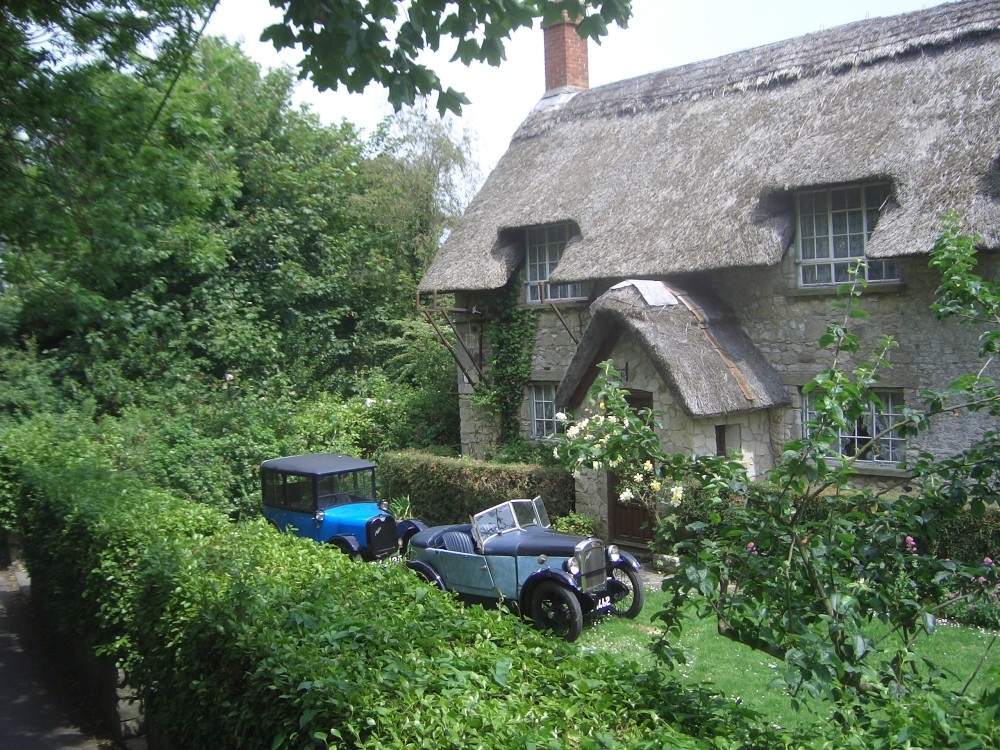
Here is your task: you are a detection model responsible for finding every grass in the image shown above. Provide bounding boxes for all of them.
[576,588,1000,730]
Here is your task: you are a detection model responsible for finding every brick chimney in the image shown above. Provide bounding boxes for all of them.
[543,15,589,93]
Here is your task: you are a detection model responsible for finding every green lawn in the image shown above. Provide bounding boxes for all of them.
[577,588,1000,730]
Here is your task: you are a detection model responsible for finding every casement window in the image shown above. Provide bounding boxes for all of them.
[802,388,906,464]
[525,224,586,303]
[530,383,559,438]
[796,184,899,287]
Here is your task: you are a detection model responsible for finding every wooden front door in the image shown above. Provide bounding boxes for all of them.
[608,392,654,546]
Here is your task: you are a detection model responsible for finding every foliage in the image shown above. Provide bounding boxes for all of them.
[0,30,468,412]
[0,1,212,67]
[553,221,1000,717]
[790,681,1000,749]
[0,31,467,452]
[488,435,562,465]
[472,282,539,443]
[356,315,461,452]
[379,449,574,525]
[933,504,1000,571]
[4,416,774,750]
[264,0,632,115]
[552,366,744,539]
[551,510,596,536]
[0,342,72,421]
[96,375,304,517]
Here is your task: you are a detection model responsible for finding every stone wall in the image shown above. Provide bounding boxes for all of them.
[711,252,1000,464]
[458,302,590,457]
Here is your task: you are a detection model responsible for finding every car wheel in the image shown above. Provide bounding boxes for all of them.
[407,563,444,590]
[610,566,645,619]
[328,538,356,560]
[530,581,584,642]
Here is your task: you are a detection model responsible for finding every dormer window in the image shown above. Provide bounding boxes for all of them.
[525,224,586,303]
[796,184,899,287]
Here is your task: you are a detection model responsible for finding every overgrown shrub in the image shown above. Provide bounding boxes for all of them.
[3,413,773,750]
[933,506,1000,564]
[378,449,574,525]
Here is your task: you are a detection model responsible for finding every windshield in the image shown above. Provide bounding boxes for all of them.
[472,496,550,544]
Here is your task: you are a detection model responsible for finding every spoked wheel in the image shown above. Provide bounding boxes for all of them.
[530,581,584,642]
[406,562,444,590]
[610,566,646,619]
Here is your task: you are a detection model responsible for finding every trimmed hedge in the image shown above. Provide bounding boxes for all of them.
[2,415,773,750]
[378,449,575,525]
[934,507,1000,564]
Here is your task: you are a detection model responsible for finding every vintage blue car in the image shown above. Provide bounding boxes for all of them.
[261,453,425,561]
[405,496,645,641]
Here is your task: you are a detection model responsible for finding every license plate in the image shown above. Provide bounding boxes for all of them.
[596,595,611,610]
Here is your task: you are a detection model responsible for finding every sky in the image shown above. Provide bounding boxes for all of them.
[205,0,936,174]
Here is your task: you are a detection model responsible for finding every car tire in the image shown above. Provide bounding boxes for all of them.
[530,581,584,642]
[407,563,444,590]
[610,566,645,619]
[328,538,356,560]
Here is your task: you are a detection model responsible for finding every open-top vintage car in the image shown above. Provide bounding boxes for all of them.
[405,496,645,641]
[261,453,425,561]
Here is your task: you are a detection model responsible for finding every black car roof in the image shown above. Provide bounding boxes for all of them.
[260,453,375,476]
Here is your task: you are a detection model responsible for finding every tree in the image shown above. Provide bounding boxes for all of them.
[3,1,634,119]
[264,0,633,114]
[553,221,999,714]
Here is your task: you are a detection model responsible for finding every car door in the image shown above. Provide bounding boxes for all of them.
[423,548,499,598]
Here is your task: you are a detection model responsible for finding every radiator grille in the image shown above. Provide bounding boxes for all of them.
[576,539,606,593]
[367,515,399,559]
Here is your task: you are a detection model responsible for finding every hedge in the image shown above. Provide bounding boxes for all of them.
[1,414,772,750]
[378,449,575,526]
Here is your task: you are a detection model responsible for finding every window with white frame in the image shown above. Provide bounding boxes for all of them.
[524,224,586,303]
[530,383,559,438]
[802,388,906,464]
[796,184,899,287]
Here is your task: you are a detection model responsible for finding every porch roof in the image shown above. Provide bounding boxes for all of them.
[556,282,790,418]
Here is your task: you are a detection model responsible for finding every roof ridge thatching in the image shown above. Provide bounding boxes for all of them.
[520,0,1000,131]
[419,0,1000,295]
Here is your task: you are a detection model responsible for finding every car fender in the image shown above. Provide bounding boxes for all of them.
[397,519,428,552]
[327,534,362,557]
[404,559,446,590]
[612,549,643,572]
[519,567,579,613]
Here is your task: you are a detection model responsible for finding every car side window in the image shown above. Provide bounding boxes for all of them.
[282,475,313,512]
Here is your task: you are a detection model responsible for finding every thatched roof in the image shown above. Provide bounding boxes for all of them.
[555,281,790,417]
[420,0,1000,293]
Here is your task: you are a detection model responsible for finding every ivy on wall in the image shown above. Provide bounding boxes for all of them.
[472,282,538,443]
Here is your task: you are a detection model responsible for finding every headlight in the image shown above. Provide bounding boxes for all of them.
[607,544,621,563]
[314,510,325,523]
[564,558,581,575]
[378,499,389,511]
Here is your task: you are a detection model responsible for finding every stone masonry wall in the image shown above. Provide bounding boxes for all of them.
[709,252,1000,464]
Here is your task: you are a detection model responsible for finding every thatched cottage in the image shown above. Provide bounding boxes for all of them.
[418,0,1000,545]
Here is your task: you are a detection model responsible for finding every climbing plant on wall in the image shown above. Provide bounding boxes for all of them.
[472,282,538,444]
